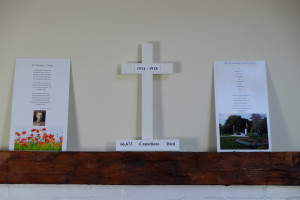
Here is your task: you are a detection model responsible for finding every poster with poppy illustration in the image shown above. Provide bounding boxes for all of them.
[9,58,70,151]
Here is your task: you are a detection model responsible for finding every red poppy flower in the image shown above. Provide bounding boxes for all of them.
[21,142,28,146]
[43,133,48,139]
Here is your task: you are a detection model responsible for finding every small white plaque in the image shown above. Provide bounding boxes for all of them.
[116,139,180,151]
[135,64,161,72]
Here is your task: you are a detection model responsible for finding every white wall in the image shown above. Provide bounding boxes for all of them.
[0,185,300,200]
[1,0,300,151]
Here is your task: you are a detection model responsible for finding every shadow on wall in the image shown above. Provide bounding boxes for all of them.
[208,66,217,152]
[152,41,181,140]
[67,64,80,151]
[1,70,14,150]
[266,65,290,151]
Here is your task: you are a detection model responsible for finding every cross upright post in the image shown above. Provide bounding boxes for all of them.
[122,43,173,140]
[141,44,154,139]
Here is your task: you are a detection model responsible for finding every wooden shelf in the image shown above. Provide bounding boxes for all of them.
[0,151,299,185]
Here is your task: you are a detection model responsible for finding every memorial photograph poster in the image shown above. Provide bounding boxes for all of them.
[214,61,271,152]
[9,58,70,151]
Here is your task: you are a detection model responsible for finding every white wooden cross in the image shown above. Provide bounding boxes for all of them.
[122,43,173,140]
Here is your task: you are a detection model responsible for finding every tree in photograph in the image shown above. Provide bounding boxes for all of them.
[222,115,248,134]
[260,116,268,134]
[251,114,268,135]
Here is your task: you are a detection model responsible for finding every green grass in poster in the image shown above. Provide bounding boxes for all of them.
[14,142,62,151]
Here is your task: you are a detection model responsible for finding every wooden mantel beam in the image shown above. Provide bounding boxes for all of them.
[0,151,299,185]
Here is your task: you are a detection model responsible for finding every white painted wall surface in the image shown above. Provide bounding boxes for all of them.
[0,185,300,200]
[0,0,300,198]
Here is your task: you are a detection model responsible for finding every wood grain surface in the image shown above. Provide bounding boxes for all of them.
[0,151,299,185]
